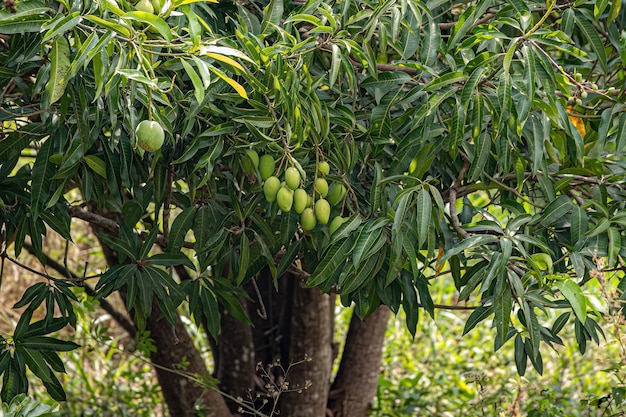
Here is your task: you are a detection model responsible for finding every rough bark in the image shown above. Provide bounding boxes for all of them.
[216,301,255,413]
[247,268,292,375]
[328,306,391,417]
[146,301,233,417]
[280,284,333,417]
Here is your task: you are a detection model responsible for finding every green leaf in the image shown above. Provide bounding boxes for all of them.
[401,271,419,338]
[0,131,31,163]
[97,233,137,262]
[328,44,340,88]
[421,16,440,66]
[19,336,79,352]
[556,279,587,324]
[570,205,588,243]
[83,15,131,37]
[440,235,497,264]
[607,227,621,268]
[40,371,66,401]
[575,16,607,72]
[0,0,50,21]
[306,237,355,288]
[514,334,527,376]
[167,207,196,253]
[594,0,609,19]
[279,209,299,246]
[522,301,541,359]
[84,155,107,178]
[261,0,283,34]
[424,71,468,92]
[539,195,572,227]
[13,282,47,309]
[276,240,301,278]
[341,253,381,294]
[42,12,81,42]
[329,214,362,244]
[0,18,49,33]
[361,72,413,89]
[30,138,55,222]
[415,188,432,248]
[180,58,205,105]
[121,11,172,42]
[19,347,51,383]
[21,318,69,339]
[46,36,70,105]
[494,277,512,344]
[148,252,195,269]
[236,233,250,285]
[352,227,384,269]
[463,305,493,335]
[415,272,434,318]
[607,0,621,24]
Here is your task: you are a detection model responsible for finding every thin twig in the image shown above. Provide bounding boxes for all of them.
[429,303,479,311]
[251,278,267,320]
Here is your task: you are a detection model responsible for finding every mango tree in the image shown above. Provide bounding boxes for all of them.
[1,0,625,415]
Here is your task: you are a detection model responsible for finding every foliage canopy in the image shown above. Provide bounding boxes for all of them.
[1,0,626,403]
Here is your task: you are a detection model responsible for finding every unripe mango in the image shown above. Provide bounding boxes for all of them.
[135,0,154,13]
[277,187,294,212]
[314,199,331,225]
[136,120,164,152]
[315,178,329,198]
[329,216,347,236]
[327,184,346,206]
[242,149,259,174]
[285,167,300,190]
[318,161,330,175]
[293,189,308,214]
[259,154,275,180]
[263,176,281,202]
[301,208,317,231]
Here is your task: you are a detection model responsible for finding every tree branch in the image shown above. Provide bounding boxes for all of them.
[68,205,119,233]
[429,303,479,310]
[68,205,195,249]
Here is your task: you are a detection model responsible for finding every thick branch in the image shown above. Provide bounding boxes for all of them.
[68,205,194,249]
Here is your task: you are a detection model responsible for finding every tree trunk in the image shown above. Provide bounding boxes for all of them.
[146,300,233,417]
[280,283,333,417]
[216,300,256,413]
[329,306,391,417]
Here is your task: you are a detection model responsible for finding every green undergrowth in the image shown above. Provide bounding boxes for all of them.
[371,274,626,417]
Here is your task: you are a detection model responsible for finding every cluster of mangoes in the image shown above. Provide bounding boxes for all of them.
[242,150,348,234]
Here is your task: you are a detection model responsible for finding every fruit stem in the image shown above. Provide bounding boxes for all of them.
[147,88,153,121]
